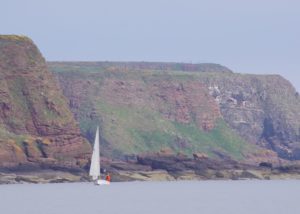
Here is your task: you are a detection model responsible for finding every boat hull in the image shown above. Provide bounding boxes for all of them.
[95,179,110,185]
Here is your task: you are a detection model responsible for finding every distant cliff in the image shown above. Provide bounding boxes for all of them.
[49,61,300,163]
[1,35,300,175]
[0,36,91,170]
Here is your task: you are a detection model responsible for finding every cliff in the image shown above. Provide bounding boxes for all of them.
[202,74,300,160]
[0,36,91,170]
[50,61,300,164]
[1,35,300,181]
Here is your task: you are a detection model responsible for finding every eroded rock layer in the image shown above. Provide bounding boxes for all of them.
[0,35,91,169]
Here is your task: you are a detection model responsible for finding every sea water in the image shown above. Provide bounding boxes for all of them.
[0,180,299,214]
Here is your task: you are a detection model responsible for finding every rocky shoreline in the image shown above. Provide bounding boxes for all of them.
[1,153,300,184]
[2,168,300,185]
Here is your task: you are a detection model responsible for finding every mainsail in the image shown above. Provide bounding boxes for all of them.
[89,126,100,180]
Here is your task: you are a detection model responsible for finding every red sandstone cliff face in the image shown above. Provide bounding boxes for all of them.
[99,79,221,131]
[53,67,253,163]
[0,35,91,169]
[51,62,300,163]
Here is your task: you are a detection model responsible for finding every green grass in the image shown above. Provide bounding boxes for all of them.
[174,120,249,159]
[76,96,253,160]
[128,119,251,160]
[129,129,177,152]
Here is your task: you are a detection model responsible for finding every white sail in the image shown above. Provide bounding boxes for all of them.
[89,126,100,180]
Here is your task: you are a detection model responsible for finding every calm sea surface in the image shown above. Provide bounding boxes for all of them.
[0,180,299,214]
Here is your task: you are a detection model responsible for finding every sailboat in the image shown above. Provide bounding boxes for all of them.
[89,126,110,185]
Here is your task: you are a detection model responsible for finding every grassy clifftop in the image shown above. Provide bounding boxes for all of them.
[49,61,233,73]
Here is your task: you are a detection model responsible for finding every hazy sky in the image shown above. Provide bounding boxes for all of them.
[1,0,299,91]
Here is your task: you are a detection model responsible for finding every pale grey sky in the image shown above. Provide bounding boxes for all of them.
[1,0,299,91]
